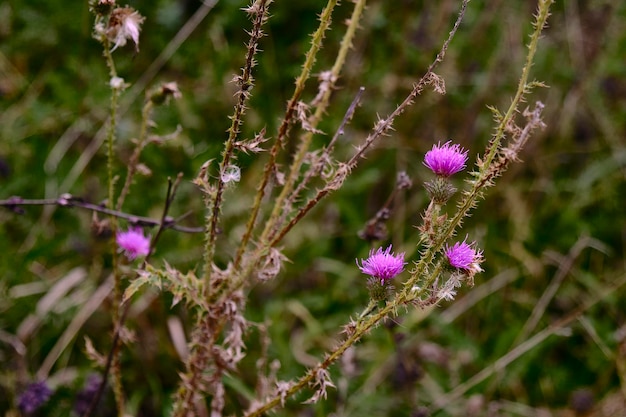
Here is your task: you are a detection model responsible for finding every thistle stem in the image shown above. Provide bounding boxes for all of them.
[202,0,270,294]
[102,41,125,417]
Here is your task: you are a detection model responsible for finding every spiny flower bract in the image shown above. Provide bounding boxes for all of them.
[423,141,468,177]
[356,245,407,285]
[116,226,151,260]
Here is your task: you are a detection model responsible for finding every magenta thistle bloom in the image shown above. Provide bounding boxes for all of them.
[423,141,468,177]
[444,240,481,270]
[116,227,150,260]
[18,381,52,414]
[357,245,407,284]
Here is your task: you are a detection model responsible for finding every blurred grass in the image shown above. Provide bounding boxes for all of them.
[1,0,626,415]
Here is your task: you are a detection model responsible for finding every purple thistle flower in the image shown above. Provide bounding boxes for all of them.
[444,240,482,271]
[18,381,52,414]
[357,245,407,285]
[116,226,150,260]
[423,141,468,177]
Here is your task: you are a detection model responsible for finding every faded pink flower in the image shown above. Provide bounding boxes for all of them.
[116,227,150,260]
[356,245,407,285]
[423,141,468,177]
[107,7,145,51]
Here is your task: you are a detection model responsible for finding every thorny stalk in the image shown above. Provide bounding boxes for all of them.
[285,87,366,212]
[172,1,271,415]
[245,279,431,417]
[10,0,554,415]
[248,100,547,415]
[101,39,125,417]
[220,0,471,311]
[482,0,554,169]
[404,100,547,294]
[202,0,271,291]
[171,0,347,395]
[171,316,218,417]
[235,0,339,268]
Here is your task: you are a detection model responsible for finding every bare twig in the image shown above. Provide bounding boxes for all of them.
[0,194,202,233]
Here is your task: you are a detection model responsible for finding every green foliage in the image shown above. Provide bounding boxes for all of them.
[125,263,205,310]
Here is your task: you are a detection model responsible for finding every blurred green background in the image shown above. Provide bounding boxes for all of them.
[1,0,626,415]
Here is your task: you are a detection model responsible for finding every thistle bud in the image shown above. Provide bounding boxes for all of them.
[424,176,457,204]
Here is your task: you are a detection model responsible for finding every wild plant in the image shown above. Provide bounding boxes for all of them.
[2,0,557,415]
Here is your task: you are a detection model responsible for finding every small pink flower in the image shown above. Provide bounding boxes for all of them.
[357,245,407,285]
[423,141,468,177]
[444,239,482,271]
[116,227,150,260]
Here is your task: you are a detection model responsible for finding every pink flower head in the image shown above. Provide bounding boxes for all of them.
[116,227,150,260]
[423,141,468,177]
[444,239,482,271]
[357,245,407,285]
